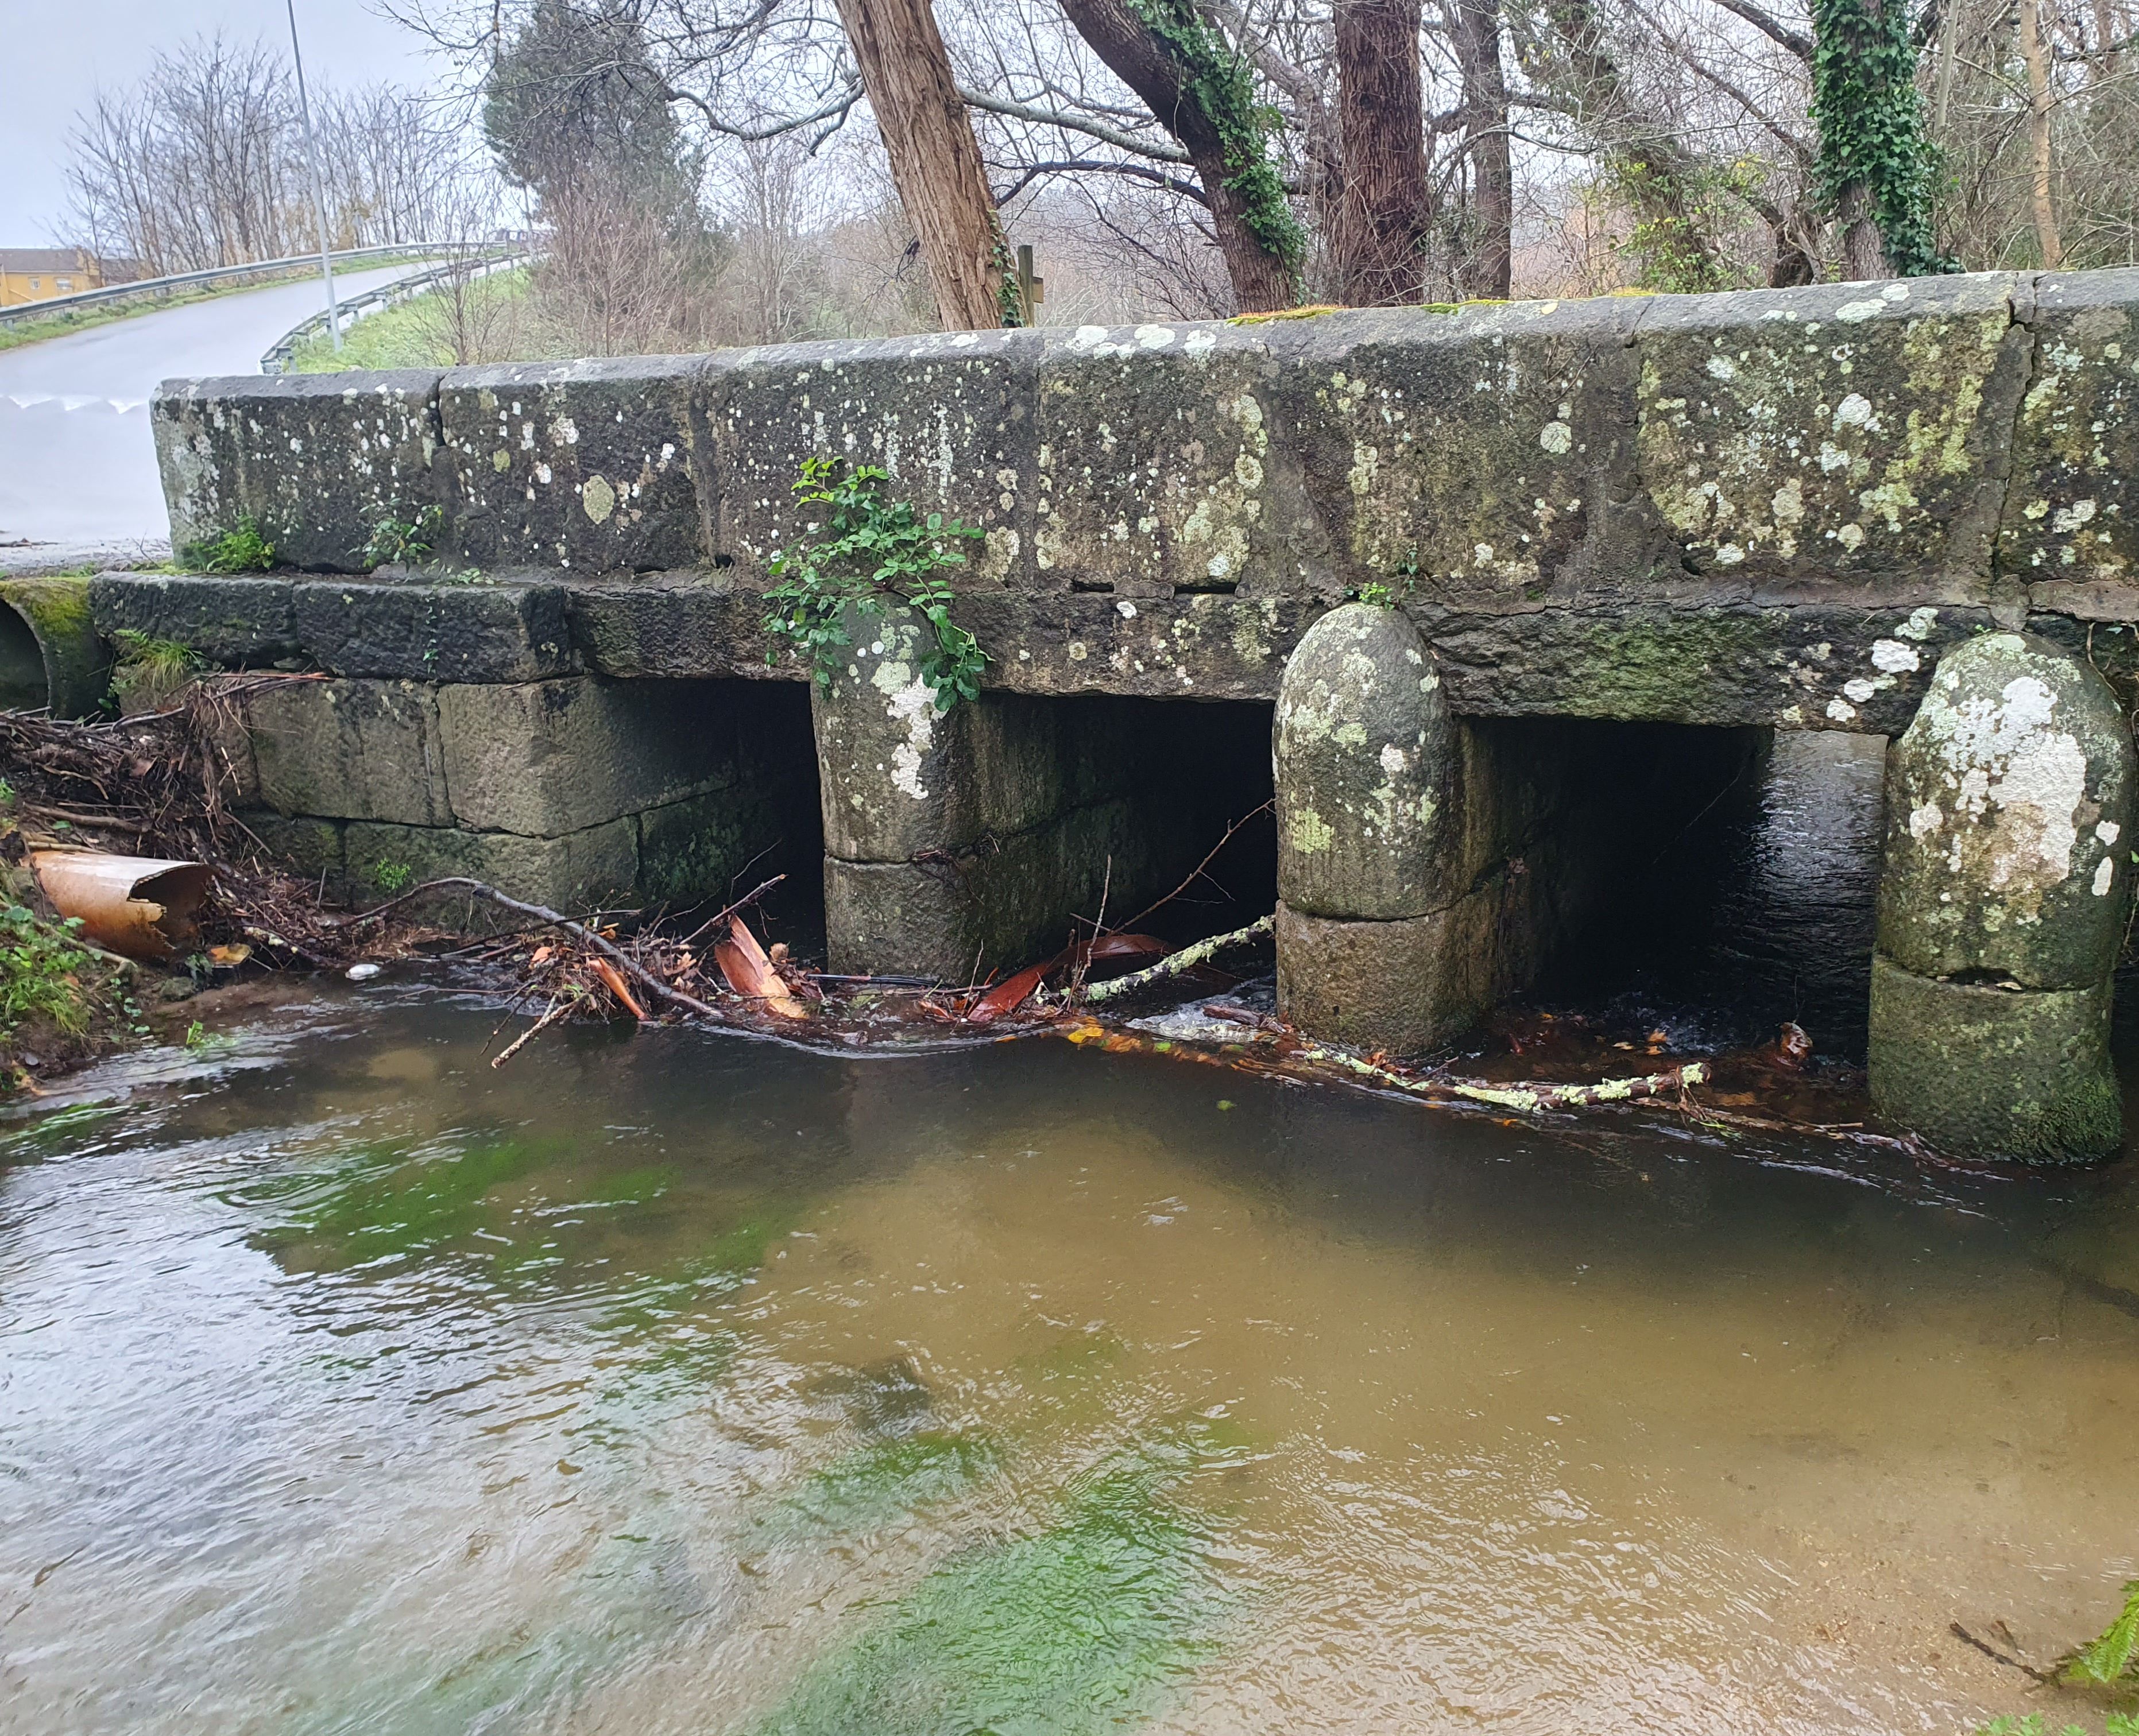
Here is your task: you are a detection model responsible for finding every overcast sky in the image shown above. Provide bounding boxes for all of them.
[2,0,454,244]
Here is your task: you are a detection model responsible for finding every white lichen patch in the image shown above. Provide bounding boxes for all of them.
[868,655,937,801]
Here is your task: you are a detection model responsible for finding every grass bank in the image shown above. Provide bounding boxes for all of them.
[290,267,552,372]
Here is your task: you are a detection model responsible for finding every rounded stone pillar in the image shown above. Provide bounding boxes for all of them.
[1869,630,2134,1161]
[1274,602,1467,1053]
[810,603,1145,979]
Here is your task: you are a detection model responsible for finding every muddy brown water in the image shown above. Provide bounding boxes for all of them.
[2,971,2137,1736]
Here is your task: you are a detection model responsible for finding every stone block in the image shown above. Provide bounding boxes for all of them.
[1275,602,1457,920]
[1270,296,1647,606]
[961,590,1315,700]
[823,797,1160,979]
[1034,321,1328,598]
[1418,599,1990,731]
[343,817,639,916]
[238,811,344,884]
[438,356,704,573]
[1274,896,1506,1056]
[1876,631,2133,988]
[293,577,576,682]
[88,572,299,664]
[194,693,260,806]
[246,677,448,825]
[713,330,1037,587]
[437,677,739,835]
[568,571,768,678]
[1631,274,2029,599]
[1868,954,2118,1161]
[636,787,790,908]
[2001,268,2139,590]
[153,371,443,572]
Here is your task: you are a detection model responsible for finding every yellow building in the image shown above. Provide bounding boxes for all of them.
[0,248,107,308]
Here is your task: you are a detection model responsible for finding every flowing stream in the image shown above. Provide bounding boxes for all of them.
[3,975,2137,1735]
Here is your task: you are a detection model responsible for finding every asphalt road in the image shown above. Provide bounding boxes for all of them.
[0,264,427,568]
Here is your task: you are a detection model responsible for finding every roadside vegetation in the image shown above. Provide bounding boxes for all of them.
[0,254,440,357]
[289,268,549,371]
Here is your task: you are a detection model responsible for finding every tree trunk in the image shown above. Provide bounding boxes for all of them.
[1837,182,1893,277]
[1451,0,1513,297]
[1333,0,1430,304]
[2017,0,2065,267]
[1058,0,1298,311]
[832,0,1007,329]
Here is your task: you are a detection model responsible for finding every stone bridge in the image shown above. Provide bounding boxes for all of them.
[12,266,2138,1160]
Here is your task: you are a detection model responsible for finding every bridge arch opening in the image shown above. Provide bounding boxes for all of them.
[0,603,48,712]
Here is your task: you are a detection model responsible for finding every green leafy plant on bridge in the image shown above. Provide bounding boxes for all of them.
[359,505,446,570]
[179,516,276,574]
[763,456,988,714]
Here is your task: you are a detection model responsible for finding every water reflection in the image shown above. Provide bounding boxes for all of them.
[2,985,2136,1734]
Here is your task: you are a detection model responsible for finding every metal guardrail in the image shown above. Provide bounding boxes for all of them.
[0,242,506,329]
[258,250,531,373]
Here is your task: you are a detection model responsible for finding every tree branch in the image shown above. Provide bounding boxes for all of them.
[992,156,1211,205]
[661,81,864,142]
[958,87,1193,162]
[1700,0,1814,60]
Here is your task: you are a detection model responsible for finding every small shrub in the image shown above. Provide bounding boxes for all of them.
[1351,552,1419,611]
[109,630,206,710]
[763,457,988,714]
[359,505,446,569]
[180,517,276,574]
[0,905,96,1038]
[371,861,414,893]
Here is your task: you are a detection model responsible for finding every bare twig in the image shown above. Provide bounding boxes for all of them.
[492,992,578,1068]
[346,877,725,1021]
[1113,800,1273,933]
[677,874,788,948]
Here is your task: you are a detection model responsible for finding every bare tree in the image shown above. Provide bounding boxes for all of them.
[64,34,475,276]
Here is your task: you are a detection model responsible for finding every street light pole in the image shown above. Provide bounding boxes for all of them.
[285,0,342,351]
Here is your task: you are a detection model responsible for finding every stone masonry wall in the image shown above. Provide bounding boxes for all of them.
[145,269,2139,733]
[229,673,814,916]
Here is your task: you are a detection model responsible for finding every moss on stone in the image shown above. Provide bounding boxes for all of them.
[1566,610,1778,722]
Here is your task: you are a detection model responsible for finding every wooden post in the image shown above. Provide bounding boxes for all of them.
[1015,243,1045,326]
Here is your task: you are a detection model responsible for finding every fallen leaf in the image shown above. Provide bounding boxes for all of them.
[529,944,555,967]
[204,943,251,968]
[969,956,1054,1023]
[589,958,648,1021]
[714,917,807,1019]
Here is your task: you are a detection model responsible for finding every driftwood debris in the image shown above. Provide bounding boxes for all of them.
[348,877,726,1024]
[1081,914,1274,1004]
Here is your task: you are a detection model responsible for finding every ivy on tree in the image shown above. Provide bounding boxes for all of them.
[1809,0,1947,277]
[763,458,989,713]
[1123,0,1305,276]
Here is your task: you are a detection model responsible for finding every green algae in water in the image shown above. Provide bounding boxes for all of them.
[231,1134,563,1273]
[767,1432,1000,1540]
[750,1433,1237,1736]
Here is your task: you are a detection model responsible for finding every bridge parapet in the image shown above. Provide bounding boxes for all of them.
[144,268,2139,727]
